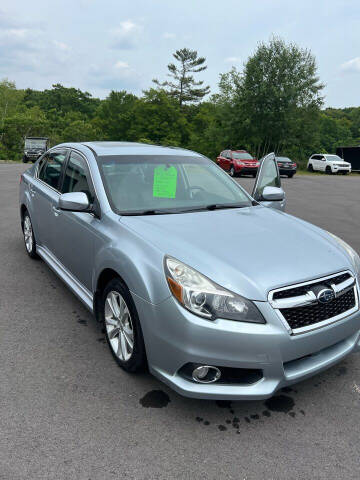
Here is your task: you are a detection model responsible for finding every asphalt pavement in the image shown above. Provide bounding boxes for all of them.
[1,164,360,480]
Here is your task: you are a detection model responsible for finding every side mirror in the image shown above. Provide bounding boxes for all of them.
[262,186,285,201]
[58,192,90,212]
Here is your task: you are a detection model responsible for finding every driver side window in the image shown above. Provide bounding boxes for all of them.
[61,152,92,201]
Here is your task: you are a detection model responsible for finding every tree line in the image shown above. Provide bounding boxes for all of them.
[1,38,359,168]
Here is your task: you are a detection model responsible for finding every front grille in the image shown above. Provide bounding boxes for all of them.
[280,288,355,330]
[273,273,351,300]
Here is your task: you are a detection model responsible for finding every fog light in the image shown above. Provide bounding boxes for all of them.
[192,365,221,383]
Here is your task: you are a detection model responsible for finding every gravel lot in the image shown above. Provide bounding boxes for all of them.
[1,164,360,480]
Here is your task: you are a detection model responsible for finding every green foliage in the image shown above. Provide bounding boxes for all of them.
[153,48,210,107]
[94,90,139,141]
[0,38,359,165]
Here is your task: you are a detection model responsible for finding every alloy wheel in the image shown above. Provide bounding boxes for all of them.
[24,216,33,253]
[104,291,134,361]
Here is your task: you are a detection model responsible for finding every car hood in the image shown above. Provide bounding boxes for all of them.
[121,206,353,301]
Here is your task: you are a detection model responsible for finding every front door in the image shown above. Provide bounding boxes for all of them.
[30,149,68,250]
[52,150,97,291]
[252,152,286,211]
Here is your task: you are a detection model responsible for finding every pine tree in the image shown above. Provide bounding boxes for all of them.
[153,48,210,107]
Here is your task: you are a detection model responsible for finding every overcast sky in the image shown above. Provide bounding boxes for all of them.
[1,0,359,107]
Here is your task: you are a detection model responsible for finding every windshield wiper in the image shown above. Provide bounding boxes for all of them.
[120,209,179,216]
[120,202,254,216]
[204,203,249,210]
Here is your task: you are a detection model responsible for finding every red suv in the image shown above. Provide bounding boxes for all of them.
[216,150,259,177]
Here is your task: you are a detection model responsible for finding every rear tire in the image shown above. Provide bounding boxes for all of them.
[22,211,38,259]
[100,278,147,373]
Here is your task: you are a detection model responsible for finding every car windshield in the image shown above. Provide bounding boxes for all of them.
[277,157,291,162]
[25,139,47,149]
[98,155,253,214]
[232,152,253,160]
[326,155,342,162]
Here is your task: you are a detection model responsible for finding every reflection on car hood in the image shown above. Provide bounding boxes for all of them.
[121,206,353,301]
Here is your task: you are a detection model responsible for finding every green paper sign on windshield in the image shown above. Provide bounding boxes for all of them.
[153,165,178,198]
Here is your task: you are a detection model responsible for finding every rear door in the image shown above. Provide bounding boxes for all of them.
[313,155,324,170]
[252,152,285,211]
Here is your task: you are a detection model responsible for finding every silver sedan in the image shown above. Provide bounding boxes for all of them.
[19,142,360,399]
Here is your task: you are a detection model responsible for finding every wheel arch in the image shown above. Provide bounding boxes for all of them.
[20,203,27,227]
[93,268,124,320]
[92,245,170,320]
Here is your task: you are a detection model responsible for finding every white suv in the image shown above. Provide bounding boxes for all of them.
[307,154,351,174]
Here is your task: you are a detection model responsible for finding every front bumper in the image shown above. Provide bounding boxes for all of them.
[133,293,360,400]
[279,167,297,175]
[236,166,258,175]
[332,166,351,173]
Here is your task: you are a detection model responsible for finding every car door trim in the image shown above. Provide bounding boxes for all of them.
[36,244,94,312]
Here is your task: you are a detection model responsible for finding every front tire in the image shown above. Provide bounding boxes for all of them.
[229,166,236,177]
[287,173,294,178]
[23,156,28,163]
[325,166,332,174]
[22,212,38,258]
[101,278,146,373]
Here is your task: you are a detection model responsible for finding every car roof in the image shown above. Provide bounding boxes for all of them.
[231,150,248,153]
[26,137,48,140]
[56,141,202,158]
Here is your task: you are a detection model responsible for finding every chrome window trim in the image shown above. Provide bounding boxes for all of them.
[268,270,359,336]
[35,177,61,195]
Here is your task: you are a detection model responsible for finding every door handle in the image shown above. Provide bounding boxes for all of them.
[52,205,62,216]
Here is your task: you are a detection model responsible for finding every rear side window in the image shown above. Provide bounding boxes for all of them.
[62,151,92,201]
[38,150,67,190]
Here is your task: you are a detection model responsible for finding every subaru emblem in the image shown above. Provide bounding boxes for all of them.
[317,288,335,304]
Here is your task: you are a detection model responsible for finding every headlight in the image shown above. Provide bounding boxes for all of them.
[328,232,360,279]
[164,256,265,323]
